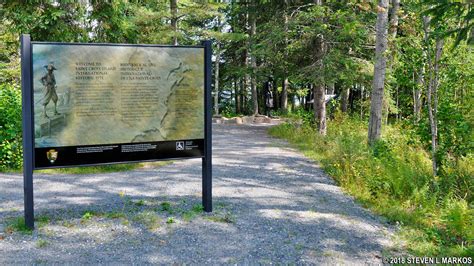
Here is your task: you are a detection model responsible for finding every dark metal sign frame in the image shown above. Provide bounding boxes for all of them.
[20,34,212,229]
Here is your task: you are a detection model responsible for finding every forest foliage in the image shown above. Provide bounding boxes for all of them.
[0,0,472,257]
[270,114,472,256]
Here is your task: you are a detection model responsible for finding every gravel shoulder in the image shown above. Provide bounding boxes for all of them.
[0,123,402,264]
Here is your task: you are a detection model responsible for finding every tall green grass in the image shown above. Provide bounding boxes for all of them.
[269,114,473,257]
[1,161,172,174]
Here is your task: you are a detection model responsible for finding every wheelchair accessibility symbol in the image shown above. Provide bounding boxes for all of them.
[176,141,184,151]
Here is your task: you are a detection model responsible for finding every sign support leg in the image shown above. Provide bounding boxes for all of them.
[201,40,212,212]
[21,34,35,229]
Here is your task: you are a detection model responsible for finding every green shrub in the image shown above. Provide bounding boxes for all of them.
[439,156,474,203]
[269,115,473,256]
[220,102,238,118]
[0,83,22,170]
[441,198,474,247]
[285,108,314,125]
[4,217,32,234]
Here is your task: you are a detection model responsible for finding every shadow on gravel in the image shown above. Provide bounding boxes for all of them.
[0,124,393,264]
[1,195,388,264]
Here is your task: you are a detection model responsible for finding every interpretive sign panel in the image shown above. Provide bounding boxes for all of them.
[21,35,212,228]
[30,43,205,168]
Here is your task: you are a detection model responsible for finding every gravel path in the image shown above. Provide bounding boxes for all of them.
[0,124,401,264]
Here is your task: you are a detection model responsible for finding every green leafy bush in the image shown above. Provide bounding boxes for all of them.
[441,199,474,247]
[0,83,22,170]
[439,156,474,203]
[269,115,473,256]
[220,103,239,118]
[286,108,315,125]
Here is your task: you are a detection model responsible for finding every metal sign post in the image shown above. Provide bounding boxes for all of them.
[20,34,35,229]
[201,40,212,212]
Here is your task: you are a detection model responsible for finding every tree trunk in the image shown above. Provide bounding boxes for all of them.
[281,0,289,111]
[423,16,434,174]
[380,0,400,125]
[242,4,249,115]
[430,38,443,175]
[414,20,427,124]
[414,69,423,123]
[389,0,400,39]
[235,79,241,114]
[282,78,289,111]
[214,41,220,115]
[249,2,258,115]
[170,0,178,45]
[314,84,326,135]
[305,84,312,111]
[282,78,289,112]
[313,0,326,135]
[241,79,246,113]
[368,0,389,145]
[341,87,350,112]
[396,85,399,120]
[313,34,326,135]
[423,16,444,176]
[388,0,400,121]
[273,77,279,109]
[360,85,364,119]
[327,83,335,95]
[242,82,247,113]
[250,53,258,115]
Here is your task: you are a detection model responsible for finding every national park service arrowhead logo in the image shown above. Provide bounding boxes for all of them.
[46,149,58,163]
[176,141,184,151]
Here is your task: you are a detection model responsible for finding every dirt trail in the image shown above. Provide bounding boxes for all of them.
[0,124,400,264]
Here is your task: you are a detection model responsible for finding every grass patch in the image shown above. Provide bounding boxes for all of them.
[182,212,195,222]
[4,217,32,234]
[34,161,171,175]
[36,164,139,175]
[134,199,145,207]
[80,210,100,223]
[36,215,51,227]
[192,204,204,213]
[268,115,474,257]
[182,204,204,222]
[133,211,161,230]
[206,211,235,224]
[105,211,127,219]
[61,220,75,228]
[36,239,48,248]
[160,202,174,214]
[2,161,172,174]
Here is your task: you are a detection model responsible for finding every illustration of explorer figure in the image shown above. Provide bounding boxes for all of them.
[41,63,60,118]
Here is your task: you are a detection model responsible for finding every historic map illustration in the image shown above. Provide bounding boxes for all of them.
[32,44,205,148]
